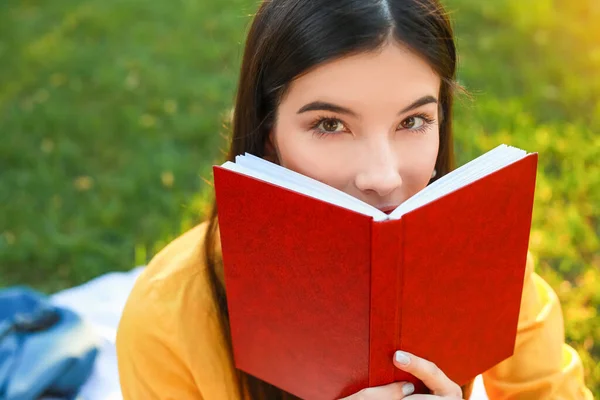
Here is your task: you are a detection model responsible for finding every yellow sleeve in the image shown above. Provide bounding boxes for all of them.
[482,252,593,399]
[116,223,243,400]
[116,281,203,400]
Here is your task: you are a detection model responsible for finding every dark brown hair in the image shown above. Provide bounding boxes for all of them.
[203,0,470,398]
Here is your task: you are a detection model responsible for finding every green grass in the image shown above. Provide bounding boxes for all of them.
[0,0,598,394]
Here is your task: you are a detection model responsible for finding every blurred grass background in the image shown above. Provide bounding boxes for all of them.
[0,0,598,394]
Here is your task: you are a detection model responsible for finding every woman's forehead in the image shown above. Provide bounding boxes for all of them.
[282,42,441,111]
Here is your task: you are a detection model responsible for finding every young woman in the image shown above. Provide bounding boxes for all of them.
[116,0,593,399]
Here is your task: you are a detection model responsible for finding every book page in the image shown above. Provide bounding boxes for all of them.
[222,154,389,221]
[388,145,527,219]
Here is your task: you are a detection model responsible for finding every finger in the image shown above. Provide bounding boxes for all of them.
[393,351,462,398]
[339,381,415,400]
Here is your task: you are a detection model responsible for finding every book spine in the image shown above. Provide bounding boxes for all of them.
[368,218,407,387]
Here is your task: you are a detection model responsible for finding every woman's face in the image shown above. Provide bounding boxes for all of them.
[267,41,441,214]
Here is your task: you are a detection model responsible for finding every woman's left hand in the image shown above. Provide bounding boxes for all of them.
[393,350,464,399]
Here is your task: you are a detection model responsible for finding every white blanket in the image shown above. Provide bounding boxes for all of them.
[50,268,488,400]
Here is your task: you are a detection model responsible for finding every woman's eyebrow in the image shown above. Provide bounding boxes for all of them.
[398,95,438,115]
[297,101,359,117]
[296,95,438,117]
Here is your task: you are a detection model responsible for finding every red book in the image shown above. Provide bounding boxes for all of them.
[213,145,538,399]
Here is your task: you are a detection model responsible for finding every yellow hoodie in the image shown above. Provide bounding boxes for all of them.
[116,222,593,399]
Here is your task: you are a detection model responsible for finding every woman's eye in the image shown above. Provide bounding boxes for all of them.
[318,118,345,133]
[400,116,425,130]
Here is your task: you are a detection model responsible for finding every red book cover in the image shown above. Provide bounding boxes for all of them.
[213,152,538,399]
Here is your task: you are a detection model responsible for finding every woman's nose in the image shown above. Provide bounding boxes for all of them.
[354,145,403,197]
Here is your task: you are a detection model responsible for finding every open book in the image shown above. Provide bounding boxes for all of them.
[220,144,530,221]
[213,145,538,399]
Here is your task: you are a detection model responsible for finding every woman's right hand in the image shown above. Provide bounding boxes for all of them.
[339,351,463,399]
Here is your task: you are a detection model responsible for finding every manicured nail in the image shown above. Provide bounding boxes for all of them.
[402,382,415,396]
[394,351,411,365]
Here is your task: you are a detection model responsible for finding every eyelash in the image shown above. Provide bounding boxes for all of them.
[309,113,437,138]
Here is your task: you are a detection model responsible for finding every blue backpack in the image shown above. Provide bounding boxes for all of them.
[0,287,100,400]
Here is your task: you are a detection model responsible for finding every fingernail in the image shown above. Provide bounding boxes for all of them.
[394,351,411,365]
[402,382,415,396]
